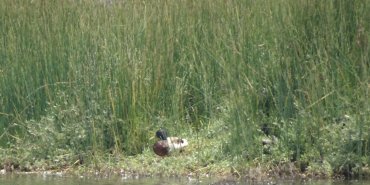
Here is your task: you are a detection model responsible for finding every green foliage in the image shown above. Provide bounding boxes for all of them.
[0,0,369,178]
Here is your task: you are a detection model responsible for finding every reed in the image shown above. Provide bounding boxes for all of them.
[0,0,368,177]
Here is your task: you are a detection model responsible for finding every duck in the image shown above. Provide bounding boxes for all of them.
[153,128,188,156]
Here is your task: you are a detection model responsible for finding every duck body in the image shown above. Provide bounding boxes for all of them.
[153,129,188,156]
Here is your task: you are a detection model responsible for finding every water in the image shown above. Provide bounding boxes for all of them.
[0,174,369,185]
[1,174,210,185]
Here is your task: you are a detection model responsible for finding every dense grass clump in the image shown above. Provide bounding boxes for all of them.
[0,0,369,179]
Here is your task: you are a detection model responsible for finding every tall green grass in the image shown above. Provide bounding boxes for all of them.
[0,0,368,177]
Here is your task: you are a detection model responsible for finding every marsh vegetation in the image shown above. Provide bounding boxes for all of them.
[0,0,369,179]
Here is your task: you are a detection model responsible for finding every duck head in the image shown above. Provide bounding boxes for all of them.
[156,128,168,140]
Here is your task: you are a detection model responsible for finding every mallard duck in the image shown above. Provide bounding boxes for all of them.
[153,128,188,156]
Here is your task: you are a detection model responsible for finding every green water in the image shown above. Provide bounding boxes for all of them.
[1,175,211,185]
[0,174,369,185]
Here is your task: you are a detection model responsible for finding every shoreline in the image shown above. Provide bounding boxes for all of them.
[1,161,365,181]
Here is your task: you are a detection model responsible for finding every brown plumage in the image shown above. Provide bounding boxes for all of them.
[153,140,170,156]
